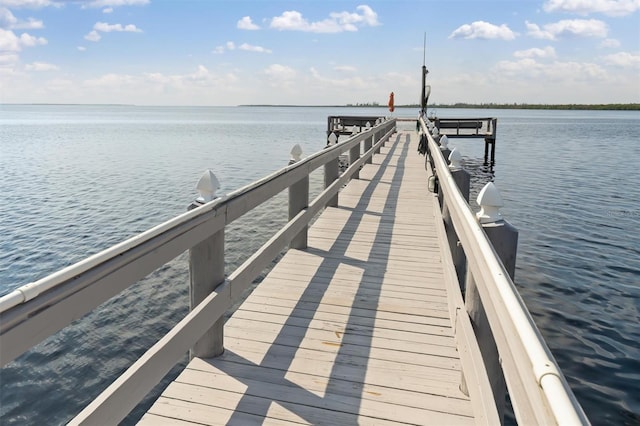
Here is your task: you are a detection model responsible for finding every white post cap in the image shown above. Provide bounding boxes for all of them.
[196,170,220,203]
[448,148,462,171]
[440,134,449,149]
[352,126,359,135]
[476,182,504,224]
[328,132,338,145]
[290,143,303,162]
[432,127,439,136]
[365,121,371,129]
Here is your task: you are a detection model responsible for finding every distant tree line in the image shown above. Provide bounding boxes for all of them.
[346,102,381,107]
[392,102,640,111]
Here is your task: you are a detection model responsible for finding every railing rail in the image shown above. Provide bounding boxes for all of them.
[0,118,396,424]
[419,117,588,425]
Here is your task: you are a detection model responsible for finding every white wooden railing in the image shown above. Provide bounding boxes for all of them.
[420,117,589,425]
[0,118,396,424]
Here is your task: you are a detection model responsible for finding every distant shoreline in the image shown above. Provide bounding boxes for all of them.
[240,103,640,111]
[4,103,638,111]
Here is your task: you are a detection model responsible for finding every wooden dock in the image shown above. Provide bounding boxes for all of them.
[2,116,587,426]
[140,129,475,424]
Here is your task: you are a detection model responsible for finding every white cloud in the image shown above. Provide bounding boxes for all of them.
[25,61,58,71]
[0,7,43,29]
[264,64,296,80]
[525,21,554,40]
[514,46,557,59]
[526,19,608,40]
[84,30,100,41]
[599,38,621,48]
[493,58,608,81]
[84,21,142,41]
[213,41,242,54]
[19,30,45,46]
[0,0,58,8]
[329,5,379,29]
[102,7,113,13]
[83,72,136,88]
[602,52,640,67]
[237,16,259,30]
[83,0,149,8]
[269,5,379,33]
[93,22,142,32]
[334,65,357,72]
[449,21,517,40]
[0,28,46,51]
[45,66,242,104]
[238,43,271,53]
[0,52,18,63]
[309,66,369,89]
[543,0,640,17]
[77,45,86,51]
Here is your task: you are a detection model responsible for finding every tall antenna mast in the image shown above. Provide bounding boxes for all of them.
[421,33,429,115]
[423,32,426,66]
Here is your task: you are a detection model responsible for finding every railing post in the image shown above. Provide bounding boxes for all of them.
[349,134,361,180]
[189,170,225,359]
[461,182,517,424]
[364,134,373,164]
[324,158,339,209]
[437,136,451,208]
[289,144,309,249]
[442,148,470,289]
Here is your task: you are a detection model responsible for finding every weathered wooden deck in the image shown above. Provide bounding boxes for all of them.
[139,129,474,425]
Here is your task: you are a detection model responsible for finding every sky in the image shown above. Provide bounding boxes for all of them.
[1,0,639,106]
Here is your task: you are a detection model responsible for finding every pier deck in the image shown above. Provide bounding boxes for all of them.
[140,128,475,425]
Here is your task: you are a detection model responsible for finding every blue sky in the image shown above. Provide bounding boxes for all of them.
[1,0,639,105]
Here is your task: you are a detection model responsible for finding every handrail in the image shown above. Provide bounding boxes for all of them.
[70,121,396,425]
[70,123,396,425]
[419,117,588,425]
[0,119,396,367]
[1,119,395,423]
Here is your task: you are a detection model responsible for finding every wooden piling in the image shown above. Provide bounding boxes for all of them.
[324,157,339,207]
[289,176,309,249]
[443,166,470,289]
[349,141,361,179]
[461,182,518,424]
[364,135,373,163]
[189,229,225,359]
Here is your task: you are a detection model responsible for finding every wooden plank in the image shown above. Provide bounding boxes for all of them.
[250,278,448,304]
[169,368,474,424]
[231,309,453,339]
[221,334,460,370]
[260,271,448,296]
[244,287,451,317]
[225,317,456,352]
[265,265,447,290]
[146,395,309,425]
[240,297,452,327]
[185,357,472,416]
[138,412,205,425]
[225,318,457,359]
[222,338,459,381]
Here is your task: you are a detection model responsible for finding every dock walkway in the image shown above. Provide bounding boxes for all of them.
[140,128,475,425]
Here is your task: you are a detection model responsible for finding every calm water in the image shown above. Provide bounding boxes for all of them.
[1,105,638,424]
